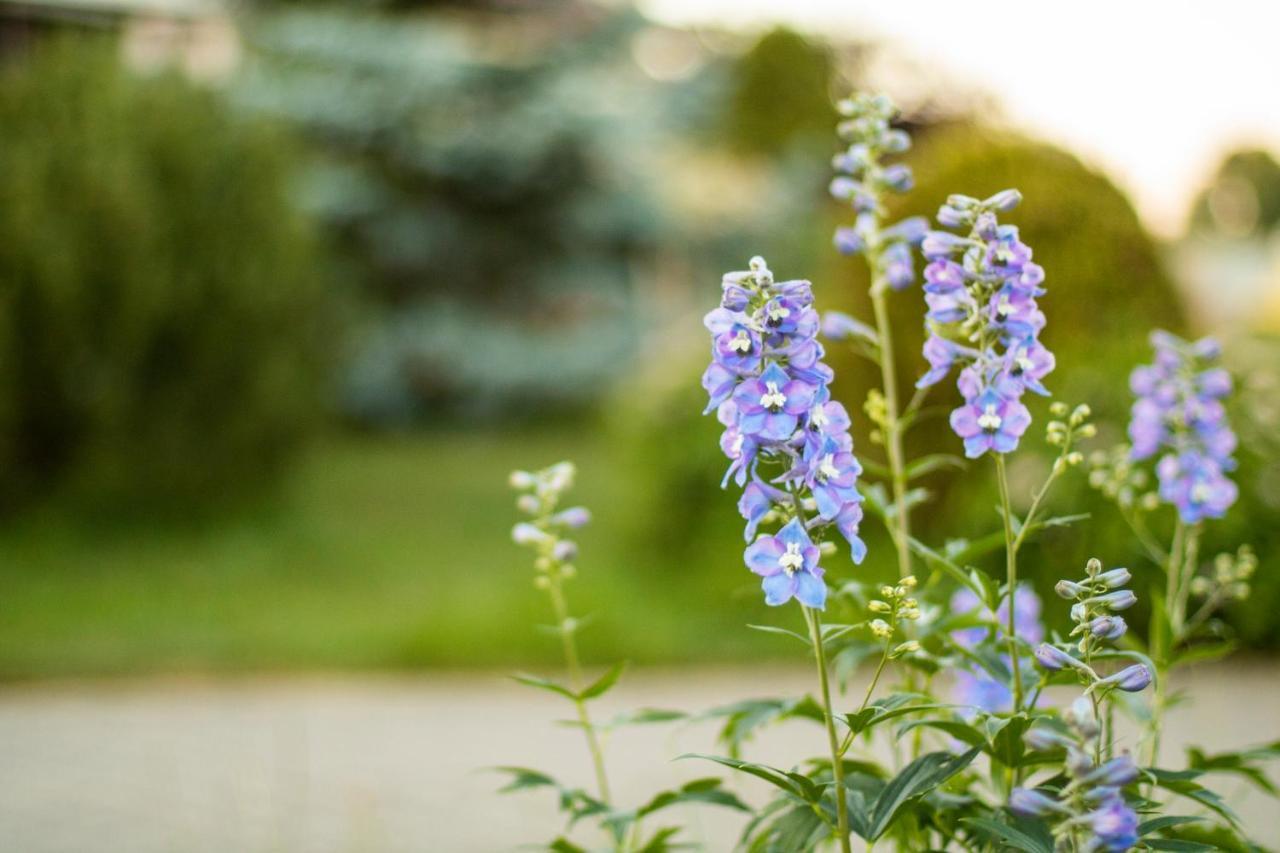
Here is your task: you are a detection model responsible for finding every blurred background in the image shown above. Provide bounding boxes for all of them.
[0,0,1277,848]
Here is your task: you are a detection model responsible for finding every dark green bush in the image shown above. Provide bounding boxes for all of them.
[0,39,331,512]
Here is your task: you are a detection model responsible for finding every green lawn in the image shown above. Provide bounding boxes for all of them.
[0,429,793,679]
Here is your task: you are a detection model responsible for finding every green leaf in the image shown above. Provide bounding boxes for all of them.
[988,714,1032,768]
[636,777,752,819]
[895,719,987,750]
[1139,815,1204,835]
[579,661,627,700]
[548,837,587,853]
[494,766,559,793]
[962,816,1054,853]
[1186,742,1280,796]
[843,697,953,738]
[601,707,687,728]
[1145,767,1240,826]
[907,536,985,600]
[634,826,682,853]
[747,623,811,646]
[1171,640,1239,669]
[1145,841,1218,852]
[698,696,823,757]
[678,754,822,804]
[867,747,981,839]
[905,454,967,480]
[512,673,578,700]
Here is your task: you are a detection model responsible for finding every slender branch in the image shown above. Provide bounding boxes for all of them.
[806,607,853,853]
[838,640,892,757]
[870,286,913,581]
[994,455,1023,715]
[546,577,612,806]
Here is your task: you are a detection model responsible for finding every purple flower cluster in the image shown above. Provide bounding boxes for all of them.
[702,257,867,609]
[828,93,927,291]
[915,191,1055,458]
[949,585,1043,714]
[1129,331,1237,523]
[1012,699,1140,852]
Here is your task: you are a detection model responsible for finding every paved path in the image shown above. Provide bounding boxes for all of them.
[0,664,1276,851]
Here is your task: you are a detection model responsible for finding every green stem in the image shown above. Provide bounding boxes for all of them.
[547,577,612,806]
[806,607,853,853]
[994,455,1024,715]
[870,287,912,580]
[838,641,891,757]
[1147,517,1185,767]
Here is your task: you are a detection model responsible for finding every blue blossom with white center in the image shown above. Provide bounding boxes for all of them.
[915,191,1055,458]
[828,93,926,292]
[744,518,827,608]
[1128,330,1238,522]
[702,257,869,606]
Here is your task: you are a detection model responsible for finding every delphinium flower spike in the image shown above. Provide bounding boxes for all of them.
[949,584,1043,715]
[824,91,927,583]
[509,461,611,804]
[1012,698,1141,852]
[702,256,867,853]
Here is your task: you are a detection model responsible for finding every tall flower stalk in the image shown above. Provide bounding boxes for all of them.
[703,256,870,853]
[917,191,1055,714]
[826,92,927,581]
[510,463,612,804]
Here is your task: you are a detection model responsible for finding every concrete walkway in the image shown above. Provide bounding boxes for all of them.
[0,664,1276,851]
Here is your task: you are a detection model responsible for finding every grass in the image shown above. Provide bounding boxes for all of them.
[0,428,795,679]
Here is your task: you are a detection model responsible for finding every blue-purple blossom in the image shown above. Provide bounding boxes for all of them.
[1128,330,1238,522]
[703,257,869,605]
[1097,664,1153,693]
[950,585,1042,713]
[916,191,1054,457]
[745,518,827,609]
[1086,789,1140,852]
[1009,787,1067,818]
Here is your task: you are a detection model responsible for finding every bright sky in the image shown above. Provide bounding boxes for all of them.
[639,0,1280,238]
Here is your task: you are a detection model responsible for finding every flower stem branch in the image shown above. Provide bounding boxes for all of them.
[805,607,852,853]
[994,454,1024,716]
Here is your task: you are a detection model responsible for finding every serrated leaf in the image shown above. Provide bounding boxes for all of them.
[962,816,1054,853]
[867,747,981,839]
[579,661,627,700]
[512,673,578,700]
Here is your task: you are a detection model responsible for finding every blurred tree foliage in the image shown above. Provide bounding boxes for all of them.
[234,6,678,422]
[1189,149,1280,238]
[0,39,330,513]
[723,27,837,156]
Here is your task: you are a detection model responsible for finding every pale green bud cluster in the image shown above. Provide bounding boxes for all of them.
[1189,545,1256,604]
[867,575,921,658]
[510,461,591,589]
[1088,444,1156,511]
[1045,402,1095,475]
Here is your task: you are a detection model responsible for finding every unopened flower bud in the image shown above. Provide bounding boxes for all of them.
[1064,697,1099,737]
[516,494,540,514]
[870,619,893,639]
[819,541,838,556]
[868,600,891,612]
[1085,558,1103,577]
[900,575,918,588]
[552,540,578,562]
[1056,579,1086,599]
[879,585,895,598]
[1095,568,1131,589]
[1008,787,1065,818]
[1100,664,1152,693]
[902,608,921,621]
[1077,424,1098,438]
[1095,590,1138,611]
[560,563,576,579]
[1066,451,1084,466]
[1034,643,1080,672]
[1141,492,1160,511]
[1232,582,1250,600]
[509,470,537,489]
[1024,728,1069,751]
[533,575,551,589]
[1086,756,1139,787]
[1088,615,1127,641]
[512,523,548,545]
[984,188,1023,212]
[552,507,592,529]
[893,640,920,656]
[1188,577,1212,596]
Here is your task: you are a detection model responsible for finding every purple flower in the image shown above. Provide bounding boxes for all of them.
[1087,615,1127,641]
[820,311,873,342]
[1087,790,1139,852]
[1156,451,1238,523]
[744,518,827,609]
[803,435,864,520]
[917,334,960,388]
[834,500,868,563]
[949,388,1032,458]
[881,241,916,290]
[949,585,1042,713]
[1000,341,1055,396]
[1009,787,1067,818]
[738,481,773,542]
[1034,643,1082,672]
[1086,756,1139,787]
[712,322,763,375]
[732,363,816,442]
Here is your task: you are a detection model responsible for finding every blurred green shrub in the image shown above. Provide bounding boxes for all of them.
[1189,148,1280,238]
[0,39,330,512]
[723,27,837,156]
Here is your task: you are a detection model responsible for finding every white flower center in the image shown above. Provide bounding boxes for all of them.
[728,330,752,354]
[760,381,786,411]
[995,295,1013,318]
[1190,482,1212,503]
[766,303,791,324]
[779,542,804,575]
[818,453,840,481]
[977,404,1003,432]
[1016,355,1034,373]
[810,406,828,429]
